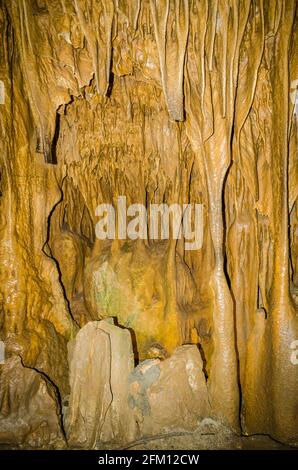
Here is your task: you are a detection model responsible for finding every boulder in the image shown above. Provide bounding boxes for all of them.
[128,345,210,436]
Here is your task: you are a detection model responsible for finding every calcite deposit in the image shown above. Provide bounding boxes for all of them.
[0,0,297,449]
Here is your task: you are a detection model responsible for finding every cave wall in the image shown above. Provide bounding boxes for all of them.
[0,0,297,448]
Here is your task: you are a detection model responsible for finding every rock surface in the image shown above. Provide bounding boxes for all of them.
[129,345,210,436]
[0,0,297,448]
[65,320,136,448]
[0,356,65,448]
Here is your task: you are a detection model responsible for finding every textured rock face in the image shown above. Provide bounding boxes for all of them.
[65,320,136,448]
[129,345,210,436]
[65,323,211,446]
[0,0,297,448]
[0,357,65,448]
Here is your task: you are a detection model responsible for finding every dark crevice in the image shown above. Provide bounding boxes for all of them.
[44,95,74,164]
[222,141,243,434]
[112,317,139,366]
[106,50,115,98]
[18,355,68,444]
[42,175,79,329]
[197,342,208,382]
[47,111,60,164]
[106,70,115,98]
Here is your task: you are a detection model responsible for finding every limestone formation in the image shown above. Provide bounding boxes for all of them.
[65,324,211,446]
[0,356,65,448]
[65,320,136,448]
[129,345,210,436]
[0,0,297,449]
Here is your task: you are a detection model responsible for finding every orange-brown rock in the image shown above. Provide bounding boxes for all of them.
[0,0,297,449]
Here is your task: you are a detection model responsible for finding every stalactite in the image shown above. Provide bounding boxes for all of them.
[0,0,297,449]
[74,0,114,96]
[150,0,189,121]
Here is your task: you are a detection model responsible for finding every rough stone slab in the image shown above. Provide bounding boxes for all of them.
[65,320,136,448]
[98,319,137,444]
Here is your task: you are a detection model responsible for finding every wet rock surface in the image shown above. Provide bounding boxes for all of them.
[0,0,297,449]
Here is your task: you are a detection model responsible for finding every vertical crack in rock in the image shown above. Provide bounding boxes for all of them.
[0,356,66,448]
[17,355,67,443]
[42,175,80,329]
